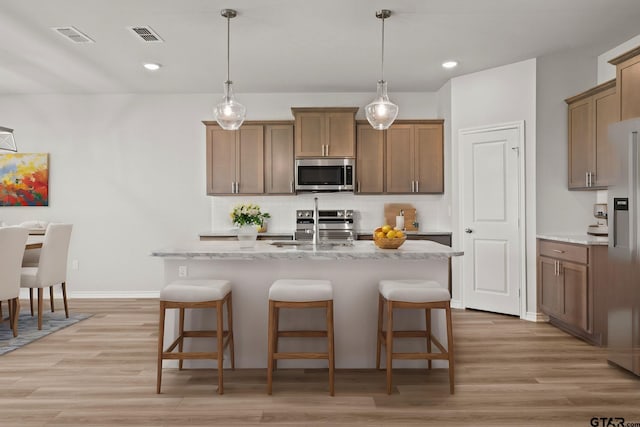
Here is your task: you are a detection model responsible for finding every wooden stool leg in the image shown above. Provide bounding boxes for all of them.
[37,288,43,330]
[62,282,69,318]
[327,300,335,396]
[29,289,34,316]
[376,294,384,370]
[216,300,224,395]
[227,292,235,370]
[445,303,455,394]
[156,301,166,394]
[49,286,55,312]
[178,308,185,370]
[386,299,394,395]
[267,300,275,395]
[272,306,280,371]
[426,308,432,370]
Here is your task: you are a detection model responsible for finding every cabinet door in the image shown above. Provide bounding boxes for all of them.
[538,256,562,317]
[385,124,414,193]
[594,87,618,187]
[567,99,594,189]
[414,124,444,193]
[265,125,294,194]
[618,55,640,120]
[207,127,237,195]
[356,125,384,193]
[326,112,355,157]
[561,260,589,332]
[295,112,325,157]
[237,125,264,194]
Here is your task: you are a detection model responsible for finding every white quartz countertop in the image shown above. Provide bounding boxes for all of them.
[199,231,293,237]
[537,234,609,246]
[151,240,463,260]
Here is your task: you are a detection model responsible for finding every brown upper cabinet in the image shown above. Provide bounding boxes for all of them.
[386,121,444,194]
[565,80,617,189]
[291,107,358,158]
[264,124,295,194]
[356,124,385,194]
[356,120,444,195]
[204,121,294,195]
[609,46,640,121]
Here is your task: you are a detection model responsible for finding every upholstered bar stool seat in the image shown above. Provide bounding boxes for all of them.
[377,279,455,394]
[157,279,234,395]
[267,279,335,396]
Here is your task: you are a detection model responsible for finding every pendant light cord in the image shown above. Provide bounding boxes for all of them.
[226,14,230,83]
[380,15,385,82]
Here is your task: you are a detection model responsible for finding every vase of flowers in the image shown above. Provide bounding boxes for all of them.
[230,203,270,247]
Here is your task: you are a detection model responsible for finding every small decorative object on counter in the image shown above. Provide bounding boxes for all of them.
[230,203,271,247]
[373,224,406,249]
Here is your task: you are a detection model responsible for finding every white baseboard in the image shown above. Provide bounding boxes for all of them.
[19,289,159,299]
[451,299,463,309]
[523,311,549,322]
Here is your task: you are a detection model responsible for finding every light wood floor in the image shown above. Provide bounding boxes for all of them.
[1,299,639,426]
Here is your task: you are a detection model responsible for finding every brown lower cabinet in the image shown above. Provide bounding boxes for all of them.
[537,239,608,346]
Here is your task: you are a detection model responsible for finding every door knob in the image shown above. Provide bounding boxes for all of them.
[464,228,473,233]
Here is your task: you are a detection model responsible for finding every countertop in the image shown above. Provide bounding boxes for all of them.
[152,240,463,260]
[200,230,452,237]
[537,234,609,246]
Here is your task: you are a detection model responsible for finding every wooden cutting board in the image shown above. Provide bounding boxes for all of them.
[384,203,418,231]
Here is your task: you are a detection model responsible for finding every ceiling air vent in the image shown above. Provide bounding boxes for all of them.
[52,26,95,43]
[128,26,164,43]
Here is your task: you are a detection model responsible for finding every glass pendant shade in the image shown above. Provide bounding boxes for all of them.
[214,80,246,130]
[365,80,399,130]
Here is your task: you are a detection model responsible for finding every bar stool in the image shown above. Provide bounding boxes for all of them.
[267,279,335,396]
[376,279,454,394]
[156,279,234,394]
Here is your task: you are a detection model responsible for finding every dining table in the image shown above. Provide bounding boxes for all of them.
[25,235,44,249]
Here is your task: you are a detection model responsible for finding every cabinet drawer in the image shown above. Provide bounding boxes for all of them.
[539,240,588,264]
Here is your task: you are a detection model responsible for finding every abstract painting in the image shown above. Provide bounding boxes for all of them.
[0,153,49,206]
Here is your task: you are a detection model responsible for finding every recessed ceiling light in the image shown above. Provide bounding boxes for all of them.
[442,61,458,69]
[143,63,161,71]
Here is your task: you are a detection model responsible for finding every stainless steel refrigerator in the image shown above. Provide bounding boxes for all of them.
[608,118,640,376]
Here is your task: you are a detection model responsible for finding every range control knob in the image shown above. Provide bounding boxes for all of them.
[337,211,343,217]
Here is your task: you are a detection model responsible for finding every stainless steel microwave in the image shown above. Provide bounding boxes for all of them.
[295,158,355,192]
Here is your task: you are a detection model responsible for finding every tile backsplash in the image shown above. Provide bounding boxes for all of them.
[210,193,451,233]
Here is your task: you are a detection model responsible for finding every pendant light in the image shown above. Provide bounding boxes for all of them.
[214,9,246,130]
[365,9,398,130]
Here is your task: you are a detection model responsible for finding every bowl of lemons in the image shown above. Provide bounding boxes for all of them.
[373,225,407,249]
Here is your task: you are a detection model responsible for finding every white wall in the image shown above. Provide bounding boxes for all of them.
[449,59,537,318]
[0,91,444,296]
[536,47,599,235]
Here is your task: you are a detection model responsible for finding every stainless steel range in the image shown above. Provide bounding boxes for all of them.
[295,209,355,241]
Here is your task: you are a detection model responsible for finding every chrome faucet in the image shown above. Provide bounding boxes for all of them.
[312,196,319,246]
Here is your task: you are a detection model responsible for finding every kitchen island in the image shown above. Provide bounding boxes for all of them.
[151,240,462,369]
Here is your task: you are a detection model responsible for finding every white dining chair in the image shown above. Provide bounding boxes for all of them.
[18,221,47,268]
[20,223,73,330]
[0,226,29,337]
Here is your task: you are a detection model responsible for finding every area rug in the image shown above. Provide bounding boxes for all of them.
[0,312,92,355]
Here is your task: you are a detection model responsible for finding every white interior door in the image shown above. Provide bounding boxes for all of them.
[461,124,523,316]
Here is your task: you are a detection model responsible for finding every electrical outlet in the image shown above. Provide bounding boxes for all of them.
[178,265,188,277]
[72,259,79,270]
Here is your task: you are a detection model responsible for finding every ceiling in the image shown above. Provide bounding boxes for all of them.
[1,0,640,95]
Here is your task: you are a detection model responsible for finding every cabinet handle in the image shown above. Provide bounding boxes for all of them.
[236,182,239,193]
[585,172,589,187]
[411,181,414,192]
[231,182,235,193]
[325,144,329,156]
[290,181,294,193]
[552,249,565,253]
[416,181,419,193]
[555,260,558,276]
[357,181,361,193]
